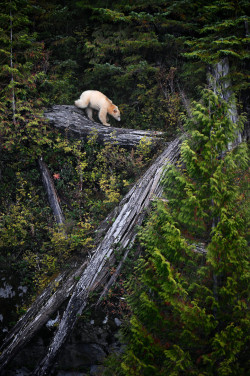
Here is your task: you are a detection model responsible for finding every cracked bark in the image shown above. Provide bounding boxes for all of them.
[44,105,163,149]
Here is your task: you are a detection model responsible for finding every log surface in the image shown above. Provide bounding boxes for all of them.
[44,105,163,148]
[38,158,65,224]
[0,199,121,371]
[0,263,87,370]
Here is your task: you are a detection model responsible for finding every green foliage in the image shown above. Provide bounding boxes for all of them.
[0,160,95,292]
[0,118,150,292]
[183,0,250,93]
[162,89,247,239]
[23,217,93,292]
[0,0,53,160]
[0,172,48,254]
[116,91,249,376]
[75,1,183,131]
[73,0,249,130]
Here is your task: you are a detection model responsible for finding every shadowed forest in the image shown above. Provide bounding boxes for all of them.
[0,1,249,375]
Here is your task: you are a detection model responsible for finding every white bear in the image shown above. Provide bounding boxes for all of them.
[74,90,121,126]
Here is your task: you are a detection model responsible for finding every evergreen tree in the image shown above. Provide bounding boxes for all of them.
[75,0,184,131]
[0,0,52,158]
[30,0,88,104]
[184,0,250,95]
[118,90,249,376]
[73,0,249,131]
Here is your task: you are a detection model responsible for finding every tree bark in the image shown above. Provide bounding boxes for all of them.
[44,105,163,149]
[208,58,242,146]
[38,157,65,225]
[0,191,122,371]
[0,262,87,371]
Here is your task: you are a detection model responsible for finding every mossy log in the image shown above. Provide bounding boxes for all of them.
[44,105,163,149]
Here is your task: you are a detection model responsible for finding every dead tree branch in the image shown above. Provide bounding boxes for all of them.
[38,157,65,225]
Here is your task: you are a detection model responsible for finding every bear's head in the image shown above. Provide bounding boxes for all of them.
[108,104,121,121]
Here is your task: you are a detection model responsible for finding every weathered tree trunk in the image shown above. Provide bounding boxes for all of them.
[0,192,122,371]
[38,157,65,225]
[208,58,243,318]
[44,105,163,149]
[0,135,207,374]
[0,138,181,374]
[0,262,88,370]
[0,121,163,372]
[208,57,242,146]
[33,137,181,375]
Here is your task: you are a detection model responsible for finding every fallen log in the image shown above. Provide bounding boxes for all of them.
[44,105,163,149]
[0,138,181,374]
[38,157,65,225]
[0,262,87,371]
[33,137,181,375]
[0,193,122,371]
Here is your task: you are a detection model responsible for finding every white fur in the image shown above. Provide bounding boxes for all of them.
[74,90,121,126]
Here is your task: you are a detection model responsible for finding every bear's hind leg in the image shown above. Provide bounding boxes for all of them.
[75,92,89,109]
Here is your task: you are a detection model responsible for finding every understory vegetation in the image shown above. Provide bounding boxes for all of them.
[0,0,249,374]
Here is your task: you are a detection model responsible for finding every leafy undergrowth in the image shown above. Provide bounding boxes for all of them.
[0,117,156,314]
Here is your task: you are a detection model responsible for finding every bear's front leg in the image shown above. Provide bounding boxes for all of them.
[98,108,110,126]
[86,107,94,121]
